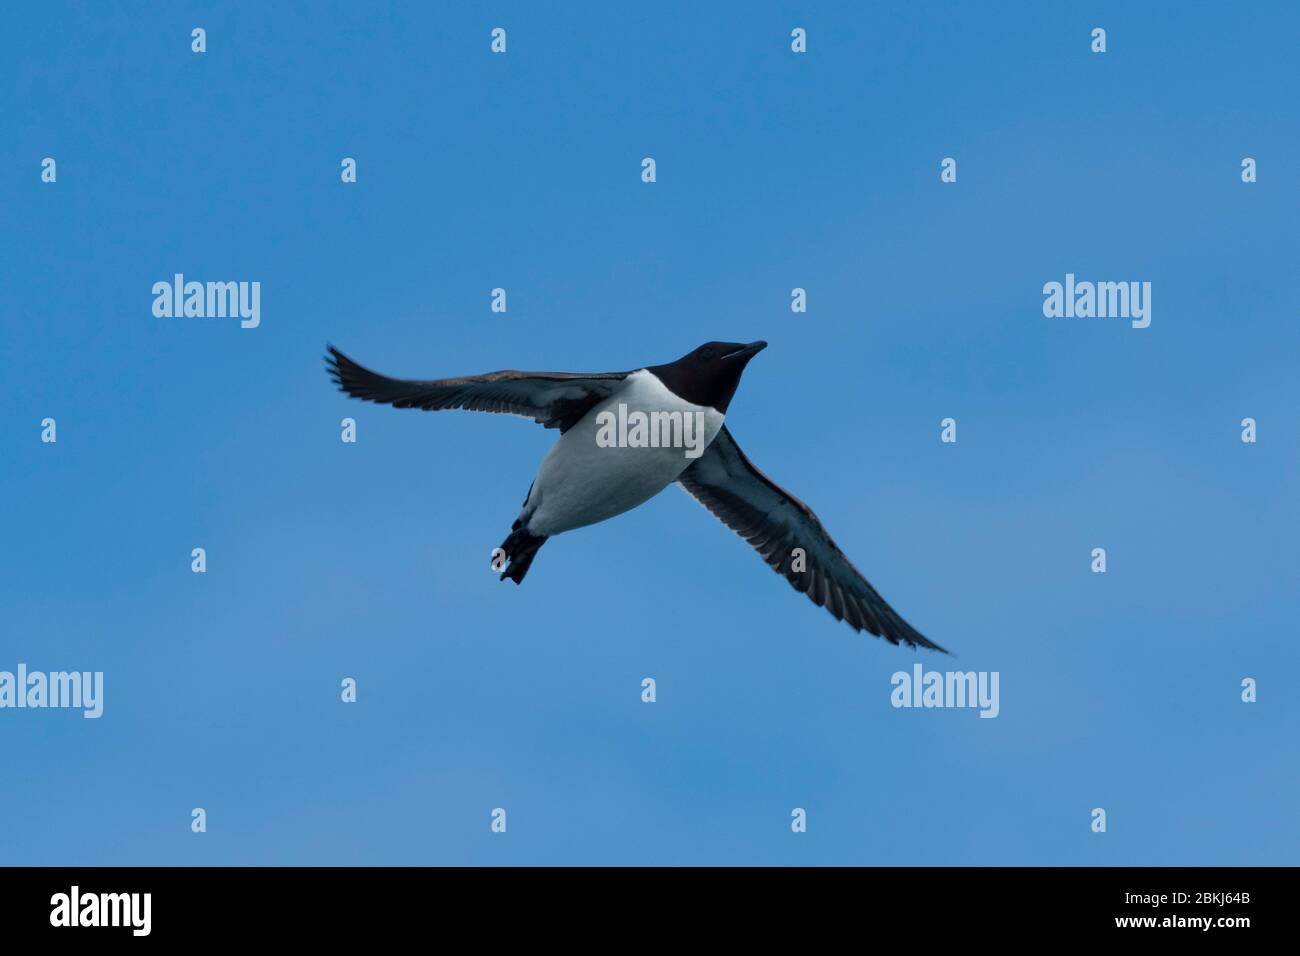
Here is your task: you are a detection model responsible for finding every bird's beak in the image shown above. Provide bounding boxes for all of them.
[722,341,768,363]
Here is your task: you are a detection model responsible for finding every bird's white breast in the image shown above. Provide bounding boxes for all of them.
[524,369,724,536]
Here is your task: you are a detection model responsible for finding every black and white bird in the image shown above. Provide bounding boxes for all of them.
[326,341,944,652]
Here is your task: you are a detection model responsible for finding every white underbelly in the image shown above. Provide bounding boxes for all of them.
[525,370,724,536]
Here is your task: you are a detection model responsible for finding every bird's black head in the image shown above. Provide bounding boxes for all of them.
[649,340,767,413]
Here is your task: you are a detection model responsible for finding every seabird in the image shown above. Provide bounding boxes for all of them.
[326,341,945,652]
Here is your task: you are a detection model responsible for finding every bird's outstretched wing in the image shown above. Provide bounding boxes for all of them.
[678,426,946,651]
[326,345,632,433]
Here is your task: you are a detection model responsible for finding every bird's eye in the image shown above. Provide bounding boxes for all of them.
[701,347,714,360]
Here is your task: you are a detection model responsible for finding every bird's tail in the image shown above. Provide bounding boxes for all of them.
[498,521,548,585]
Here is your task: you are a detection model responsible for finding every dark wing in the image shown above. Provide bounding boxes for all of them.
[326,345,632,433]
[678,426,946,652]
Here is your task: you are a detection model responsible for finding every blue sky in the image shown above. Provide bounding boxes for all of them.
[2,1,1297,865]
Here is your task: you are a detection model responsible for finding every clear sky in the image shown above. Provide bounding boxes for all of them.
[3,1,1297,865]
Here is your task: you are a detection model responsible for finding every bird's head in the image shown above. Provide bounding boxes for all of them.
[652,340,767,413]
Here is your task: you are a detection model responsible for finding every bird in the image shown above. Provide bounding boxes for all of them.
[325,341,945,652]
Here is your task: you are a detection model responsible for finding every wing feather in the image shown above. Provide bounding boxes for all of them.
[326,345,631,433]
[678,426,946,651]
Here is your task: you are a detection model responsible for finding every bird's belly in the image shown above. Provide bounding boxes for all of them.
[525,370,723,536]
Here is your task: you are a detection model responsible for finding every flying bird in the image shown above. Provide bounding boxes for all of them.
[326,341,944,652]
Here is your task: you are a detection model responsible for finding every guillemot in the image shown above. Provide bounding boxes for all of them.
[326,341,944,651]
